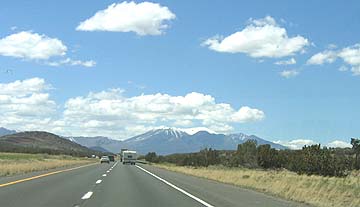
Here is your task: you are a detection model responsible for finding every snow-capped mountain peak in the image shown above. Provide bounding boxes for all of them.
[228,133,249,141]
[129,128,189,142]
[153,128,187,137]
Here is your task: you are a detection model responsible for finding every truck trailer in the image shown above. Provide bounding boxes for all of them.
[122,150,137,165]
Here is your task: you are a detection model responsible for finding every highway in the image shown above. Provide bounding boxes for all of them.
[0,162,309,207]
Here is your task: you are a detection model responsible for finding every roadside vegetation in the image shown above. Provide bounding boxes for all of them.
[145,138,360,207]
[0,152,96,176]
[155,163,360,207]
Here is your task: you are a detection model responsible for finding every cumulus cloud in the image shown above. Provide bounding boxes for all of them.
[76,1,176,35]
[0,78,265,138]
[0,31,67,60]
[0,78,57,131]
[61,90,265,137]
[306,50,337,65]
[280,69,299,78]
[275,58,296,65]
[231,106,265,123]
[307,43,360,76]
[275,139,352,149]
[0,31,96,67]
[203,16,309,58]
[327,140,352,148]
[274,139,317,149]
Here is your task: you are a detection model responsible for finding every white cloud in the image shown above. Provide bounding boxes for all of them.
[338,44,360,76]
[280,69,299,78]
[307,50,337,65]
[76,1,176,36]
[47,58,96,67]
[0,31,67,60]
[0,78,57,131]
[61,90,265,137]
[338,44,360,66]
[307,43,360,76]
[327,140,351,148]
[274,139,352,149]
[0,77,51,95]
[275,58,296,65]
[203,16,309,58]
[274,139,317,149]
[231,106,265,123]
[0,31,95,68]
[0,78,265,138]
[176,127,218,135]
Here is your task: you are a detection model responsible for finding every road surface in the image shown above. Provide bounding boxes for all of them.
[0,161,309,207]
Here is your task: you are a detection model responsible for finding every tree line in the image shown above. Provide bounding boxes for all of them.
[145,138,360,177]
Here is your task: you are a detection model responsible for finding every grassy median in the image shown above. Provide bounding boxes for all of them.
[0,152,97,176]
[155,163,360,207]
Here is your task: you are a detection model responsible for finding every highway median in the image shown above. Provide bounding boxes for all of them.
[0,152,97,177]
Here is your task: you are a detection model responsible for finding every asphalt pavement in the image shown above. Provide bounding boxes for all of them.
[0,161,310,207]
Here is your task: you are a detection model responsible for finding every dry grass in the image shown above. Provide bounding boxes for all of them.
[155,164,360,207]
[0,152,96,176]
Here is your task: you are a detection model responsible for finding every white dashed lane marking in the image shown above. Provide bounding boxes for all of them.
[81,192,93,200]
[79,163,120,201]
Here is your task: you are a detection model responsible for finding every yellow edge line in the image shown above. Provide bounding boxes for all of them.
[0,162,98,188]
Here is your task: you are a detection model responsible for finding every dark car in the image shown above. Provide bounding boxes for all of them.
[108,155,115,162]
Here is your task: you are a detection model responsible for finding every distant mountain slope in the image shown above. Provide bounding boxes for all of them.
[67,136,123,153]
[123,129,191,155]
[0,131,101,156]
[0,127,17,136]
[122,128,287,155]
[89,146,111,153]
[227,133,287,150]
[65,128,287,155]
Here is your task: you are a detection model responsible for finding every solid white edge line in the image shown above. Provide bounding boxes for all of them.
[81,191,93,200]
[96,180,102,184]
[136,165,214,207]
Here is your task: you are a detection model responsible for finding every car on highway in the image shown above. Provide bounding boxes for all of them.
[100,156,110,164]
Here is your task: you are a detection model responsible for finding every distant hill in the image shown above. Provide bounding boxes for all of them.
[0,131,102,157]
[89,146,111,153]
[0,127,17,136]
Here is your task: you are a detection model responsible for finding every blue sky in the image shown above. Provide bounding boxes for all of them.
[0,0,359,148]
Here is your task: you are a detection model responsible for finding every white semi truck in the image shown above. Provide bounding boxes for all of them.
[122,150,137,165]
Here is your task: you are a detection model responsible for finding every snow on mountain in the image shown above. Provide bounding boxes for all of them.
[128,128,188,142]
[123,128,287,154]
[64,128,287,155]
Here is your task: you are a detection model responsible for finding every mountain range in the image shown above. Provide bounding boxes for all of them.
[67,128,287,155]
[0,126,286,155]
